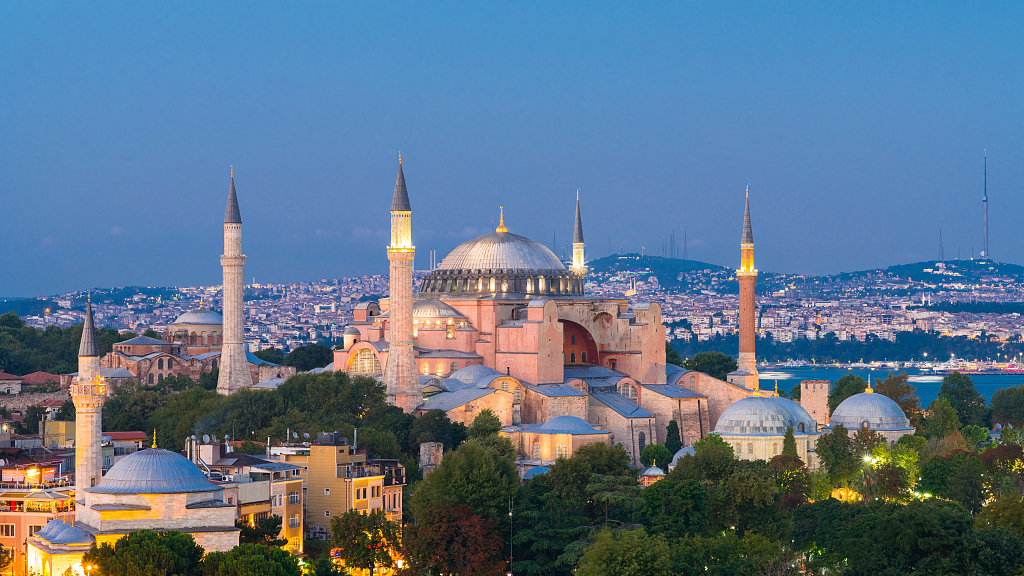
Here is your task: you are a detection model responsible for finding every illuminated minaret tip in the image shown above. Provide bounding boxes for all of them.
[572,189,586,275]
[384,154,421,413]
[735,184,759,390]
[982,150,988,259]
[217,167,253,394]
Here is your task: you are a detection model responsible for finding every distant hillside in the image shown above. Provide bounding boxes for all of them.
[838,259,1024,283]
[587,254,726,288]
[0,298,58,317]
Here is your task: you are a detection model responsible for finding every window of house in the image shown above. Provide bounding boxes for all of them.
[422,362,429,374]
[450,362,457,373]
[104,457,111,466]
[570,353,576,363]
[514,388,522,403]
[747,444,753,455]
[148,373,154,384]
[638,432,646,453]
[689,375,696,389]
[289,514,300,528]
[581,352,587,363]
[610,360,617,370]
[324,488,330,496]
[620,384,637,403]
[773,443,779,455]
[289,492,300,505]
[28,525,42,536]
[501,381,508,392]
[167,359,174,369]
[324,510,330,517]
[158,373,164,382]
[158,359,164,369]
[571,335,576,345]
[0,525,13,537]
[212,359,218,370]
[228,497,233,505]
[556,444,568,459]
[532,442,541,459]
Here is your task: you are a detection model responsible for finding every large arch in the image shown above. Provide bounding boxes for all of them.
[347,346,383,375]
[560,319,599,366]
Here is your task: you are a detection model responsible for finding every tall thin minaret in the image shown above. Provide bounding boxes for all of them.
[72,295,105,506]
[736,185,759,387]
[982,151,989,259]
[572,189,586,276]
[217,168,253,395]
[384,155,421,413]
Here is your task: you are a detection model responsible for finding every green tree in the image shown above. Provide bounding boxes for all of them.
[235,440,266,456]
[664,421,682,455]
[940,371,990,428]
[236,515,287,547]
[402,501,506,576]
[468,408,502,438]
[83,530,204,576]
[283,344,333,371]
[829,373,867,413]
[962,424,991,449]
[576,528,670,576]
[587,473,642,528]
[640,443,672,469]
[782,426,798,458]
[665,342,683,367]
[976,495,1024,539]
[640,476,707,537]
[142,328,164,340]
[991,384,1024,427]
[683,352,737,381]
[874,371,922,429]
[411,438,518,527]
[815,424,859,485]
[769,454,811,510]
[200,543,300,576]
[253,348,286,365]
[926,396,961,438]
[54,399,75,421]
[330,509,400,572]
[22,404,46,434]
[545,443,632,503]
[470,435,517,463]
[671,433,737,485]
[946,455,987,515]
[708,468,789,538]
[512,478,590,576]
[410,409,468,450]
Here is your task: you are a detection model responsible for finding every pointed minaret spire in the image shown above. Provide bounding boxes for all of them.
[79,293,98,357]
[391,154,411,212]
[572,190,586,277]
[225,166,242,224]
[573,189,584,244]
[741,184,753,244]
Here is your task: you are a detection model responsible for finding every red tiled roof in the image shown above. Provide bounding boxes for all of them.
[20,372,60,385]
[0,372,21,381]
[104,431,149,442]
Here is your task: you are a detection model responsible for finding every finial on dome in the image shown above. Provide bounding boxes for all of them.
[230,165,233,179]
[152,429,157,449]
[88,291,91,304]
[865,374,873,393]
[496,206,507,233]
[774,380,778,395]
[199,297,204,308]
[399,151,402,165]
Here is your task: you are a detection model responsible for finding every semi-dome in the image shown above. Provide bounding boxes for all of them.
[714,396,817,435]
[413,299,467,319]
[830,392,912,431]
[343,326,361,335]
[85,448,220,494]
[172,307,223,326]
[539,415,605,435]
[439,232,566,272]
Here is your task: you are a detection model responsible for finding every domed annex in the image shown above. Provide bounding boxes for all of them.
[86,448,220,494]
[823,379,915,443]
[714,395,820,465]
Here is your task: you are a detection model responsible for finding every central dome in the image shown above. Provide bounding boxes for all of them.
[172,308,223,326]
[85,448,220,494]
[439,231,565,272]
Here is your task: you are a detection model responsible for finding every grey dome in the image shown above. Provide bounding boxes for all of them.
[172,307,223,326]
[450,364,500,385]
[343,326,361,335]
[34,519,93,545]
[439,232,565,272]
[714,396,816,435]
[86,448,220,494]
[539,415,603,435]
[830,392,911,431]
[671,446,695,466]
[413,299,467,319]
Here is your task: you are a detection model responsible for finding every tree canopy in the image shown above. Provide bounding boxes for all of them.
[682,351,737,381]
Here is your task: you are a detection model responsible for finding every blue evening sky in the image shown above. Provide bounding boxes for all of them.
[1,2,1021,296]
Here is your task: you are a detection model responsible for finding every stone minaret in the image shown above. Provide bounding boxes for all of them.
[73,297,105,505]
[736,186,759,387]
[384,156,421,413]
[572,189,586,276]
[217,169,253,395]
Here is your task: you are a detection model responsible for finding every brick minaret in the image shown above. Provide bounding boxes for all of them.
[384,156,421,413]
[217,169,253,394]
[73,297,105,506]
[737,186,759,387]
[572,189,586,277]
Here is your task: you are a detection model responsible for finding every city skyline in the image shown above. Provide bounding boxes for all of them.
[2,3,1021,296]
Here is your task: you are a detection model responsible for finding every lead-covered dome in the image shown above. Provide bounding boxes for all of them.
[714,396,817,435]
[172,307,223,326]
[830,392,911,431]
[439,232,565,272]
[85,448,220,494]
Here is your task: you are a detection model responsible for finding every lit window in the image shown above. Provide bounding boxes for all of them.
[0,525,13,537]
[501,381,508,392]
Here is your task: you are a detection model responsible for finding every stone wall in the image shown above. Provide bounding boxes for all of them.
[799,380,831,426]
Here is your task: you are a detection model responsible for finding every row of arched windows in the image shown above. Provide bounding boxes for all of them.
[420,273,584,296]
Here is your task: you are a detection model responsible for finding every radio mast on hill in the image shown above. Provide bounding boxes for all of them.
[982,150,989,259]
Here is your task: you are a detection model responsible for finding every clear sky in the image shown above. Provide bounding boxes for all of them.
[1,2,1021,296]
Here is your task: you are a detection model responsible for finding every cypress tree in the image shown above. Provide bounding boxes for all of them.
[665,420,682,454]
[782,426,798,458]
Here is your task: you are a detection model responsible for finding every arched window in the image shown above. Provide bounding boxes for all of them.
[556,444,568,459]
[422,362,430,374]
[533,442,541,459]
[773,443,779,455]
[148,373,154,384]
[501,381,508,392]
[513,387,522,403]
[799,422,806,433]
[581,352,587,363]
[689,375,696,389]
[638,432,646,453]
[450,362,457,373]
[446,329,454,339]
[571,335,576,345]
[570,353,576,363]
[349,349,382,374]
[526,277,533,293]
[167,359,174,369]
[211,359,217,370]
[435,362,444,375]
[158,373,164,382]
[489,277,496,291]
[747,443,753,455]
[610,360,617,370]
[158,359,164,370]
[619,384,637,404]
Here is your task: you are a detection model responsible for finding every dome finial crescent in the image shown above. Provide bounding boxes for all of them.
[496,206,507,233]
[865,374,873,393]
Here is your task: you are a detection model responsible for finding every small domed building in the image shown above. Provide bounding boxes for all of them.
[823,377,915,444]
[713,394,820,467]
